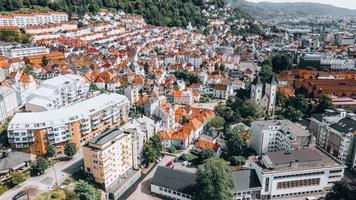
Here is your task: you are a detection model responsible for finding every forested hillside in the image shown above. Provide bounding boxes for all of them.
[0,0,216,28]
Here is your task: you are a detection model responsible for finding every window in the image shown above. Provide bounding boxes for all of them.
[265,178,270,192]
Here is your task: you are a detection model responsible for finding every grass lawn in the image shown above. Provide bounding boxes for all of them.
[34,188,79,200]
[181,153,198,162]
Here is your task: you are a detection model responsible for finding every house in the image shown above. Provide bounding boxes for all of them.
[0,151,36,180]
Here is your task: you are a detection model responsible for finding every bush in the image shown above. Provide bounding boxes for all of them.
[168,146,176,153]
[51,191,60,198]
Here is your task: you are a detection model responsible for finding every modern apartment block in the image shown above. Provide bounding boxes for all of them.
[83,129,136,190]
[0,12,68,27]
[1,44,49,59]
[25,74,90,112]
[247,149,346,199]
[0,87,19,124]
[309,109,356,169]
[251,120,312,155]
[7,93,129,156]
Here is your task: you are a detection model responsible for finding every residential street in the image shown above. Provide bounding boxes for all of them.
[1,152,83,200]
[119,155,176,200]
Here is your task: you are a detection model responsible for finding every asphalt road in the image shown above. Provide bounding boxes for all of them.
[1,152,83,200]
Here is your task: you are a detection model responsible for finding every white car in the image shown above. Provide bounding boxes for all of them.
[182,161,189,166]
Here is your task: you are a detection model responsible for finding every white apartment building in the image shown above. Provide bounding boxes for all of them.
[0,87,19,124]
[83,129,135,190]
[120,116,158,166]
[247,149,346,199]
[0,12,68,27]
[2,45,49,58]
[7,93,129,155]
[309,109,356,169]
[25,74,90,112]
[251,120,312,155]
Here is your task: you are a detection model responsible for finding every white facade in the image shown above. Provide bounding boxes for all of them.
[0,87,19,124]
[0,12,68,27]
[247,149,345,199]
[25,74,90,111]
[8,93,129,148]
[151,185,192,200]
[250,120,311,155]
[3,45,49,58]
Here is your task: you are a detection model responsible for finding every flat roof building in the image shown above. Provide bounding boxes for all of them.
[247,148,346,199]
[8,93,129,156]
[251,120,312,155]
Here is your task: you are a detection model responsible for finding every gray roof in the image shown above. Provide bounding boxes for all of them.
[90,129,126,145]
[330,117,356,134]
[231,169,261,192]
[266,149,322,166]
[0,151,34,172]
[151,166,196,193]
[311,110,338,122]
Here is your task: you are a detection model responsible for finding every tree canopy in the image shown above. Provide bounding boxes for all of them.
[47,144,56,158]
[31,157,49,175]
[194,158,234,200]
[74,180,101,200]
[64,143,77,159]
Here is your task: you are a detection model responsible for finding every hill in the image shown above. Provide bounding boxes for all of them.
[228,0,356,19]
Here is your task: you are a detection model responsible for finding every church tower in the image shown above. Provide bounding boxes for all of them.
[250,76,263,104]
[264,76,277,117]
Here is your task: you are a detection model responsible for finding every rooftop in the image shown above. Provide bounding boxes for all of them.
[252,120,310,137]
[151,166,196,194]
[9,93,129,129]
[254,148,345,174]
[89,129,126,146]
[231,169,262,192]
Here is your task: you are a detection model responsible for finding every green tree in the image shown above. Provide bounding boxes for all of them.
[223,127,248,160]
[284,106,303,122]
[230,156,245,166]
[9,172,26,187]
[31,157,49,175]
[325,181,356,200]
[47,144,56,158]
[239,100,265,125]
[151,133,162,155]
[195,158,234,200]
[276,90,288,107]
[208,116,225,129]
[291,94,310,114]
[74,180,101,200]
[315,94,333,113]
[142,141,157,163]
[272,53,292,73]
[196,149,215,165]
[64,143,77,159]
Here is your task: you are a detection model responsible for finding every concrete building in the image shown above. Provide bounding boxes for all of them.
[151,166,195,200]
[120,116,158,165]
[83,129,136,190]
[25,74,90,112]
[151,166,262,200]
[0,12,68,27]
[309,109,356,169]
[124,85,139,105]
[8,93,129,156]
[0,87,19,124]
[251,120,312,155]
[2,45,49,59]
[247,149,345,199]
